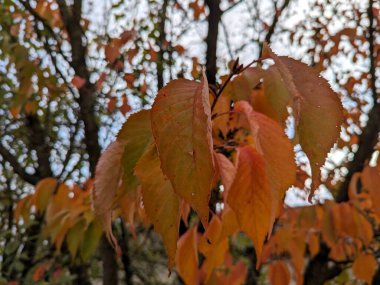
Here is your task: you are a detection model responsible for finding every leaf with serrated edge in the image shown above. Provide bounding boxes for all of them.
[93,140,124,249]
[263,44,343,200]
[227,146,271,266]
[235,101,296,227]
[151,74,215,227]
[135,144,180,270]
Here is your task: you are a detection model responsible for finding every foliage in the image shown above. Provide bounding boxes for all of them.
[0,0,379,284]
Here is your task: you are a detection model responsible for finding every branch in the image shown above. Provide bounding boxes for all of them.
[205,0,222,85]
[57,0,101,175]
[335,0,379,202]
[18,0,70,63]
[0,143,40,185]
[259,0,291,55]
[156,0,169,90]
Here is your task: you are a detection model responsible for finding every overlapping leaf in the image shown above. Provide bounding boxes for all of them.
[93,140,124,247]
[263,44,343,198]
[151,75,215,226]
[117,109,153,194]
[235,101,296,223]
[227,146,271,265]
[176,227,199,285]
[135,144,180,270]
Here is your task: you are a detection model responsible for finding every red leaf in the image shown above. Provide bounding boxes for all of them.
[71,75,86,89]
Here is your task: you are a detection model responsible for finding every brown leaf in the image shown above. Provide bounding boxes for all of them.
[93,140,125,248]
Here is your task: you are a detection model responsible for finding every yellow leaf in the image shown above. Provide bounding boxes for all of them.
[151,74,215,227]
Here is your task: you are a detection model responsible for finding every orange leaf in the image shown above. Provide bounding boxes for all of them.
[268,260,291,285]
[213,152,236,200]
[263,44,343,199]
[235,101,296,225]
[34,178,58,214]
[352,253,377,284]
[362,165,380,217]
[32,262,50,282]
[176,227,199,285]
[227,146,271,266]
[135,144,180,270]
[151,74,215,227]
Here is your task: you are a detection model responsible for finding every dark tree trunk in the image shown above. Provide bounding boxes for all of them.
[205,0,222,86]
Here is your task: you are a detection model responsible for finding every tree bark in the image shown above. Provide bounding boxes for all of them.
[56,1,118,283]
[335,0,379,202]
[205,0,222,86]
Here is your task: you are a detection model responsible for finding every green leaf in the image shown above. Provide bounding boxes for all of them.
[80,221,103,261]
[66,218,86,258]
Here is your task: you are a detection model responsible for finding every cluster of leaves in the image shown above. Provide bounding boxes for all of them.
[92,44,344,283]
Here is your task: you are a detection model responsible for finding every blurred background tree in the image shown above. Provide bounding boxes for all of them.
[0,0,378,284]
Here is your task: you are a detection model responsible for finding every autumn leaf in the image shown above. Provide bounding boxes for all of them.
[268,260,291,285]
[93,140,124,248]
[213,152,236,200]
[227,146,271,266]
[80,221,103,261]
[198,215,229,283]
[361,165,380,217]
[71,75,86,89]
[34,178,58,215]
[151,74,215,227]
[352,253,377,284]
[117,109,153,195]
[235,101,296,224]
[135,144,180,270]
[263,44,343,199]
[176,227,199,285]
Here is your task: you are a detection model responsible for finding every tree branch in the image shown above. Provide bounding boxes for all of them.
[335,0,379,202]
[0,143,40,185]
[57,0,101,176]
[259,0,291,55]
[205,0,222,85]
